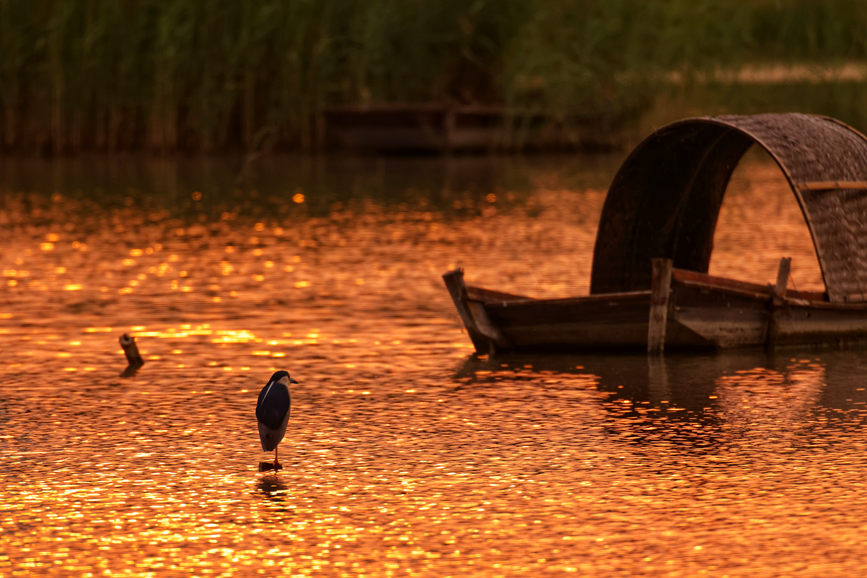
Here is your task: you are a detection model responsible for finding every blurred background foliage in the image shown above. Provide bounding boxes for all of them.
[1,0,865,154]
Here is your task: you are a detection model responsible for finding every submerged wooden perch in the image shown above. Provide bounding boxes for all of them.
[119,333,144,377]
[258,461,283,472]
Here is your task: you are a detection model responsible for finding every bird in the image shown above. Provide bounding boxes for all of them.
[256,370,297,471]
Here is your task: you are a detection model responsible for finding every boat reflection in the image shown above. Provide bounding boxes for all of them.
[454,351,804,408]
[454,351,866,452]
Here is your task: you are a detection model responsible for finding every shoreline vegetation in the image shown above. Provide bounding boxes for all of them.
[1,0,866,155]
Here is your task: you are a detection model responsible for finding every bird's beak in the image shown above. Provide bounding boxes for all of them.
[289,378,299,384]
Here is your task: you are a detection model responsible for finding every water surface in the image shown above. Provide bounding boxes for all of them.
[2,152,865,575]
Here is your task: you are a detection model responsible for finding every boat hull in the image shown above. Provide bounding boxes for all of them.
[444,268,867,354]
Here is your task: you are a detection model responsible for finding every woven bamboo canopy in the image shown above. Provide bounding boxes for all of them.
[590,113,867,303]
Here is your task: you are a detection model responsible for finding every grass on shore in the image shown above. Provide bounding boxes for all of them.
[1,0,865,154]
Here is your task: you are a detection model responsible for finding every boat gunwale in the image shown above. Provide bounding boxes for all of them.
[466,287,650,309]
[671,268,827,302]
[465,267,835,310]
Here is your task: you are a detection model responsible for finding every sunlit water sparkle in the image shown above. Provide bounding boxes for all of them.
[2,154,866,575]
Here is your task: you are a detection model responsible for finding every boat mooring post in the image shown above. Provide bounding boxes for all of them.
[773,257,792,299]
[647,258,673,354]
[766,257,792,349]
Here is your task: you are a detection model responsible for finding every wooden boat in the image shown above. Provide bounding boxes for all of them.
[445,260,867,354]
[443,113,867,353]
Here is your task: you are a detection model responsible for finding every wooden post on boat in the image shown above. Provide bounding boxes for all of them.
[773,257,792,298]
[647,258,673,354]
[766,257,792,349]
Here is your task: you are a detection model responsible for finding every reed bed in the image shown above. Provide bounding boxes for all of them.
[1,0,865,154]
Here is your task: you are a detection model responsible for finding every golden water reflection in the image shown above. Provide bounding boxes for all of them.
[1,155,866,575]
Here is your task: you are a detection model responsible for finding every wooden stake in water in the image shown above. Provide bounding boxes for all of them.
[119,333,144,377]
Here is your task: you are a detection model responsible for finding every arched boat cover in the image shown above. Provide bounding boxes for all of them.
[590,113,867,303]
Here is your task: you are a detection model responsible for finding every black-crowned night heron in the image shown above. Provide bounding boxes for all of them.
[256,370,297,470]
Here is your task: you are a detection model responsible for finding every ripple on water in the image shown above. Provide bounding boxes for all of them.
[1,156,865,575]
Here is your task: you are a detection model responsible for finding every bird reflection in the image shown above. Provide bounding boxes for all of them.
[257,475,288,501]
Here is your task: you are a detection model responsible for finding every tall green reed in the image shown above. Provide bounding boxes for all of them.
[0,0,864,154]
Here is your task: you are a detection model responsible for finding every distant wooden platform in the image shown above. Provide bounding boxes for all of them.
[323,103,616,153]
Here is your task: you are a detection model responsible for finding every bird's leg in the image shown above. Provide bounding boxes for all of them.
[274,447,281,470]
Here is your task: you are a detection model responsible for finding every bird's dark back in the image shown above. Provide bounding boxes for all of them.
[256,382,291,429]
